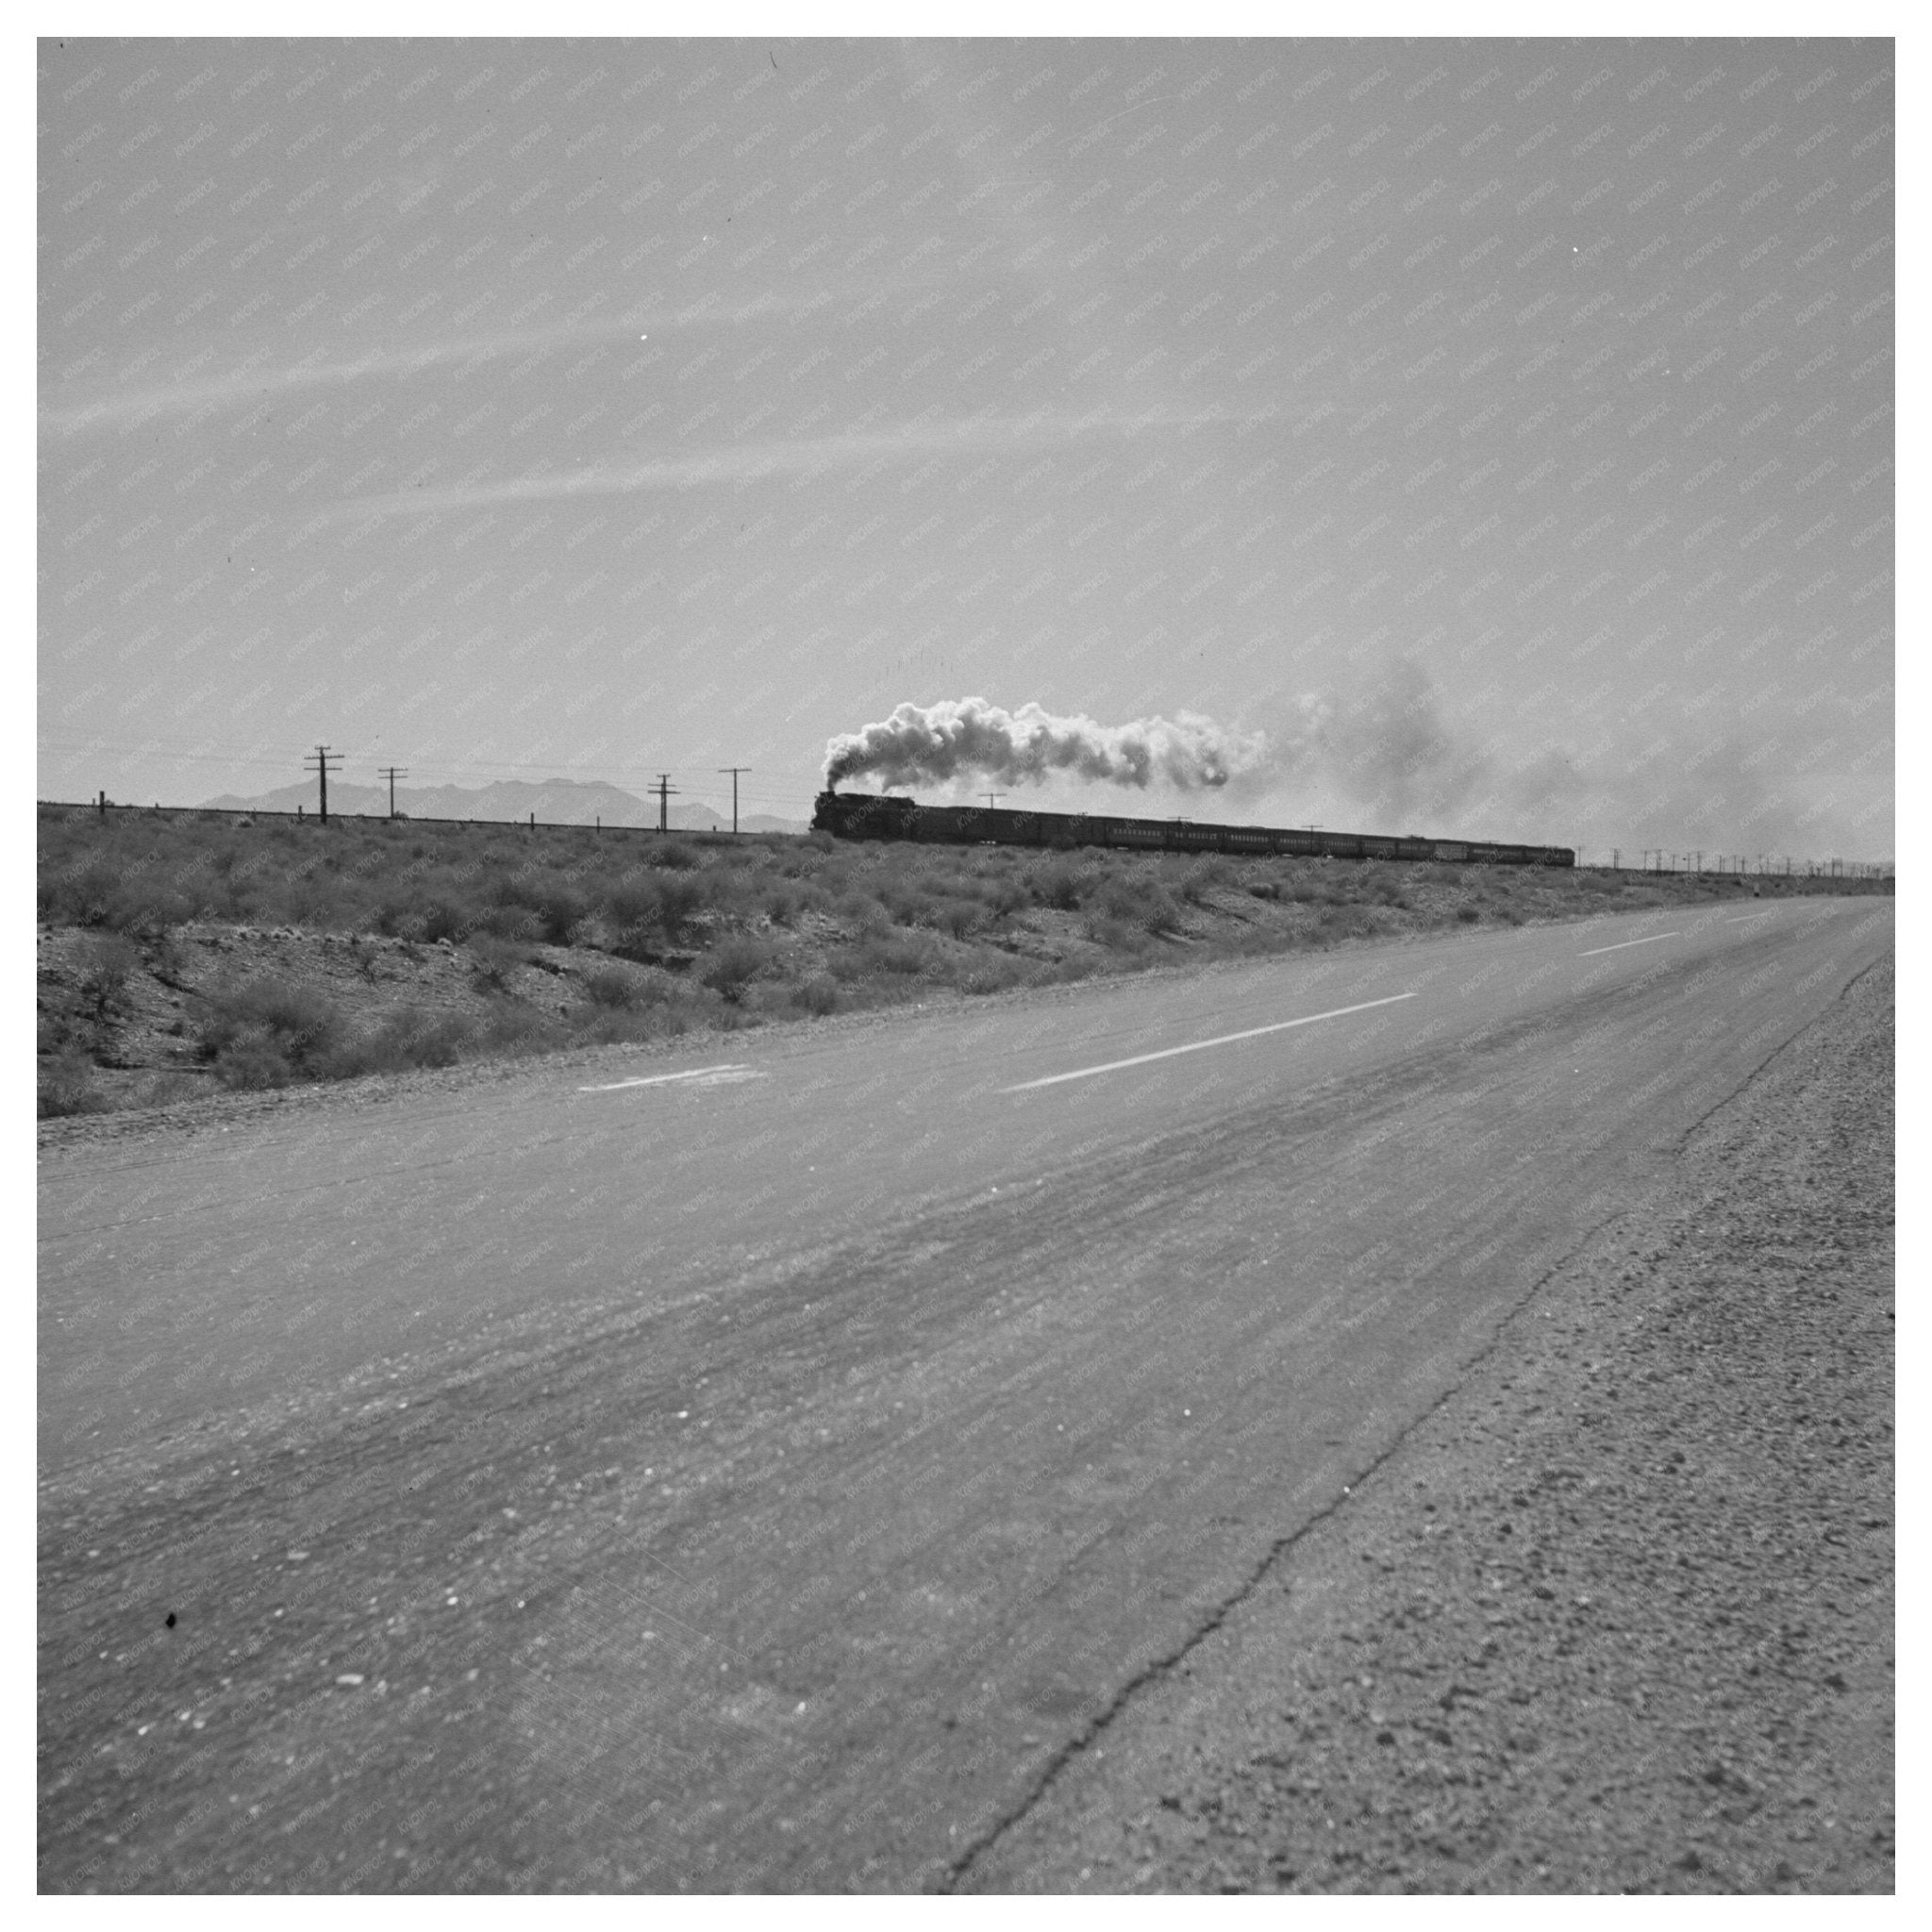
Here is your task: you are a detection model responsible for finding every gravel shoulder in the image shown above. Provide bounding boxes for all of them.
[959,955,1894,1895]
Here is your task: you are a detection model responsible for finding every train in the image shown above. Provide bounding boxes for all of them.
[811,791,1574,868]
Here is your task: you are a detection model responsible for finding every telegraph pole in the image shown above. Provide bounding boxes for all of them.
[304,744,342,824]
[379,764,408,819]
[651,774,679,833]
[717,767,750,835]
[982,791,1006,810]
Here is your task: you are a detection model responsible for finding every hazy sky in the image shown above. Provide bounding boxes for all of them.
[39,35,1893,858]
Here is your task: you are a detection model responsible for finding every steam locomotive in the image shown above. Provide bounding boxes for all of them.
[812,791,1574,867]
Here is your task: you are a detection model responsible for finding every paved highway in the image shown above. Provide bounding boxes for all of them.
[39,896,1891,1890]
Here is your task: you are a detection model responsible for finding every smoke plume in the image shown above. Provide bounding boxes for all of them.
[824,697,1267,793]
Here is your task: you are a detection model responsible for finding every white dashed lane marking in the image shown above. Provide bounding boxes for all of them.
[579,1065,764,1092]
[1578,932,1682,958]
[999,992,1418,1093]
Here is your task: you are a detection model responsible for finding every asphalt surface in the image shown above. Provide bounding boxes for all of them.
[39,896,1892,1890]
[965,955,1894,1894]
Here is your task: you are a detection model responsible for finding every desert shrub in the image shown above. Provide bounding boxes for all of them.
[468,901,533,941]
[196,979,342,1087]
[69,860,196,934]
[1314,907,1376,943]
[828,933,931,980]
[285,875,350,930]
[954,953,1036,996]
[127,1070,208,1109]
[415,898,475,944]
[875,879,929,926]
[489,873,587,945]
[1083,914,1158,955]
[1030,859,1083,910]
[1248,881,1281,901]
[832,889,890,935]
[795,974,840,1016]
[930,895,985,940]
[980,876,1030,919]
[76,932,142,1023]
[645,839,700,871]
[601,876,658,928]
[322,1010,476,1079]
[477,998,568,1056]
[699,936,772,1002]
[370,894,419,937]
[761,883,806,926]
[208,1028,295,1089]
[1094,877,1182,935]
[1136,884,1182,927]
[583,962,648,1008]
[605,873,707,955]
[39,858,103,925]
[574,1005,671,1046]
[469,934,536,991]
[39,1051,111,1118]
[1457,906,1481,924]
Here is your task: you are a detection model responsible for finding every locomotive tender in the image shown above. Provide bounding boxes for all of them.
[812,791,1574,868]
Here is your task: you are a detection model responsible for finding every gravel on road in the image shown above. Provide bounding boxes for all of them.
[960,956,1894,1895]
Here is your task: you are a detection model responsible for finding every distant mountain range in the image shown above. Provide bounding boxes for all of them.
[199,776,809,836]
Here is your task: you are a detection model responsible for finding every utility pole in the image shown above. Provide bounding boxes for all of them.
[718,767,751,834]
[651,773,679,833]
[304,744,342,824]
[982,791,1006,810]
[379,764,408,819]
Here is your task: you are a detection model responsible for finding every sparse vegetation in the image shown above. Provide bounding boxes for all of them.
[35,802,1890,1118]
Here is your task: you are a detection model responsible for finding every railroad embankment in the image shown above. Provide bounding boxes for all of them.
[39,801,1888,1121]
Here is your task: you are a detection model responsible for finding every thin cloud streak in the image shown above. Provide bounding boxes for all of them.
[38,283,928,440]
[325,402,1268,522]
[42,326,616,439]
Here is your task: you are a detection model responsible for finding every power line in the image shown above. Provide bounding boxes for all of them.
[38,732,809,805]
[303,744,343,824]
[717,767,751,834]
[378,765,409,819]
[649,774,679,834]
